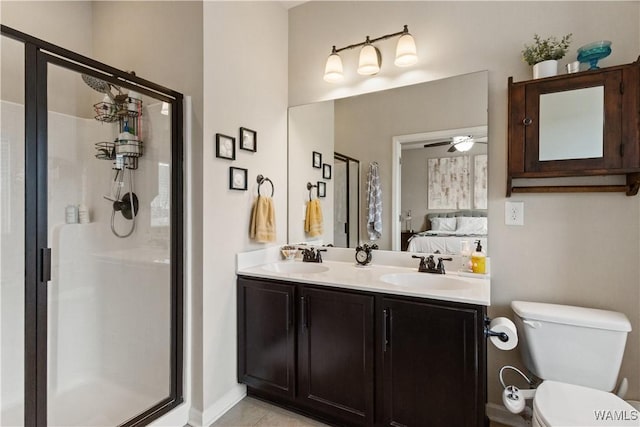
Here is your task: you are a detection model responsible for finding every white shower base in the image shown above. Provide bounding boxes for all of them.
[50,377,160,426]
[2,377,159,427]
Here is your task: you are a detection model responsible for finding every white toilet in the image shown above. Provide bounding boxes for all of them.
[511,301,639,427]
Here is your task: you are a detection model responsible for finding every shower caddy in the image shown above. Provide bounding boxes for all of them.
[93,94,143,169]
[93,93,143,237]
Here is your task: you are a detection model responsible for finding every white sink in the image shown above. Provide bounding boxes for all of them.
[379,273,473,291]
[261,262,329,274]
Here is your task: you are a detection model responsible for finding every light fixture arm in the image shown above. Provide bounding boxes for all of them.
[333,25,410,53]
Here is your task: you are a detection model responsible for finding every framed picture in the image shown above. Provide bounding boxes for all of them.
[229,167,248,190]
[239,127,257,152]
[216,133,235,160]
[427,156,471,209]
[312,151,322,168]
[317,181,326,197]
[323,163,332,179]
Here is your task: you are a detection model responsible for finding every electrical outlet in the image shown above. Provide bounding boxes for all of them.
[505,201,524,226]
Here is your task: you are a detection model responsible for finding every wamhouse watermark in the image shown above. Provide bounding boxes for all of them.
[594,409,639,422]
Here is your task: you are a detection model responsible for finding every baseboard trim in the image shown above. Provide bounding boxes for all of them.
[188,406,203,427]
[486,402,529,427]
[192,385,246,427]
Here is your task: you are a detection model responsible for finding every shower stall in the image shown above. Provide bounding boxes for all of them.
[1,26,184,426]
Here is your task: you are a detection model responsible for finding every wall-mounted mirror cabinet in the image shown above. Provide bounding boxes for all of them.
[507,58,640,196]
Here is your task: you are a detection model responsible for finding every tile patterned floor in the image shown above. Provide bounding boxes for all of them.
[210,397,330,427]
[210,396,512,427]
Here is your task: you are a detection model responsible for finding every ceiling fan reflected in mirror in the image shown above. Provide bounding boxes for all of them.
[423,135,488,152]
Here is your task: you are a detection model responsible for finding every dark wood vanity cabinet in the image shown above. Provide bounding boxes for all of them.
[298,287,375,425]
[237,276,487,427]
[381,296,486,427]
[507,59,640,195]
[237,279,296,399]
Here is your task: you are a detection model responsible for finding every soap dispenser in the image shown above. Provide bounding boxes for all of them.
[471,240,486,274]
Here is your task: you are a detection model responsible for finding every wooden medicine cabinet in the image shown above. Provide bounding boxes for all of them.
[507,58,640,196]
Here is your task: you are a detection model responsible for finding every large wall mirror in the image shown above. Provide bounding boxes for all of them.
[288,71,489,254]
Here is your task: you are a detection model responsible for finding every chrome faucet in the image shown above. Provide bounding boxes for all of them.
[301,247,327,263]
[412,255,453,274]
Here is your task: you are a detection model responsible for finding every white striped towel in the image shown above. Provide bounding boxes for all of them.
[366,162,382,240]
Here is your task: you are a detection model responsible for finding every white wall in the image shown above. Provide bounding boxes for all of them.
[289,0,640,407]
[201,2,288,425]
[288,101,334,245]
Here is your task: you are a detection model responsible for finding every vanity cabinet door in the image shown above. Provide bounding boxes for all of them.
[298,286,375,426]
[237,277,296,399]
[381,297,486,427]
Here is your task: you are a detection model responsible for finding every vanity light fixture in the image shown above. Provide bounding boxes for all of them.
[452,136,475,152]
[323,25,417,83]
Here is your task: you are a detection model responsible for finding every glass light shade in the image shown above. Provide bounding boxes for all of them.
[357,44,380,75]
[394,33,417,67]
[453,136,475,152]
[323,52,344,83]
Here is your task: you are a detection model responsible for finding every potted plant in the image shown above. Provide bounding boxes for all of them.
[522,33,572,79]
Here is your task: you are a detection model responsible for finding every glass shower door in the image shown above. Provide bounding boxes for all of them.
[333,157,348,247]
[45,58,174,426]
[0,34,25,427]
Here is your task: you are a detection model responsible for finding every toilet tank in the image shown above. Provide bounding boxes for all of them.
[511,301,631,392]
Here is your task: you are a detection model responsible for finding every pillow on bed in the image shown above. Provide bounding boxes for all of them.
[456,217,487,234]
[430,217,457,232]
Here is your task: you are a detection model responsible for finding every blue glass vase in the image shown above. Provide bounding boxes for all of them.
[577,41,612,70]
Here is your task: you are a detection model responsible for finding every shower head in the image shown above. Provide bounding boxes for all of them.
[81,74,126,102]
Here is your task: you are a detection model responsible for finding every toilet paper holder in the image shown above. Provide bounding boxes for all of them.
[484,317,509,342]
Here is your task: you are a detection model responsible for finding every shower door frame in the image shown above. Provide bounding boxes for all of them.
[334,152,360,247]
[1,25,184,427]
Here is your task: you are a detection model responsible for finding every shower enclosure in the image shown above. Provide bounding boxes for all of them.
[1,26,184,426]
[333,153,359,248]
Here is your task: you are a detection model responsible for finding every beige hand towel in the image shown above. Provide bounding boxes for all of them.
[304,198,323,237]
[250,196,276,243]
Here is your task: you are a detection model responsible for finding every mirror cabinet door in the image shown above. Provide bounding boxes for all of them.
[523,70,622,173]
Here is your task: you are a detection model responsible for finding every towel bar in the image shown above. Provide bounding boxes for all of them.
[257,175,274,197]
[307,182,318,201]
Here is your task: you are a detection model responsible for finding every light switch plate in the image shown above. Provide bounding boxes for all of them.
[505,201,524,226]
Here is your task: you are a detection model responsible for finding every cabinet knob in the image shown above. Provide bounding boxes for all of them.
[522,118,533,126]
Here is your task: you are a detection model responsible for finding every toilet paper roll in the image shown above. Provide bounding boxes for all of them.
[489,317,518,350]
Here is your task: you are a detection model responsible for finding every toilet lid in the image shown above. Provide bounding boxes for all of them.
[535,381,640,426]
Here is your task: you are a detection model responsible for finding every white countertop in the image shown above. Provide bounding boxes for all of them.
[237,248,490,306]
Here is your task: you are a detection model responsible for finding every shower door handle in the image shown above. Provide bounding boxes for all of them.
[41,248,51,282]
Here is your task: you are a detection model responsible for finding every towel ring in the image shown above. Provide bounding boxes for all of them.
[307,182,318,201]
[257,175,274,197]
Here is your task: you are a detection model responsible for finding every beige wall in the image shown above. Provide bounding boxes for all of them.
[201,2,288,424]
[289,0,640,408]
[0,1,95,115]
[334,71,488,249]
